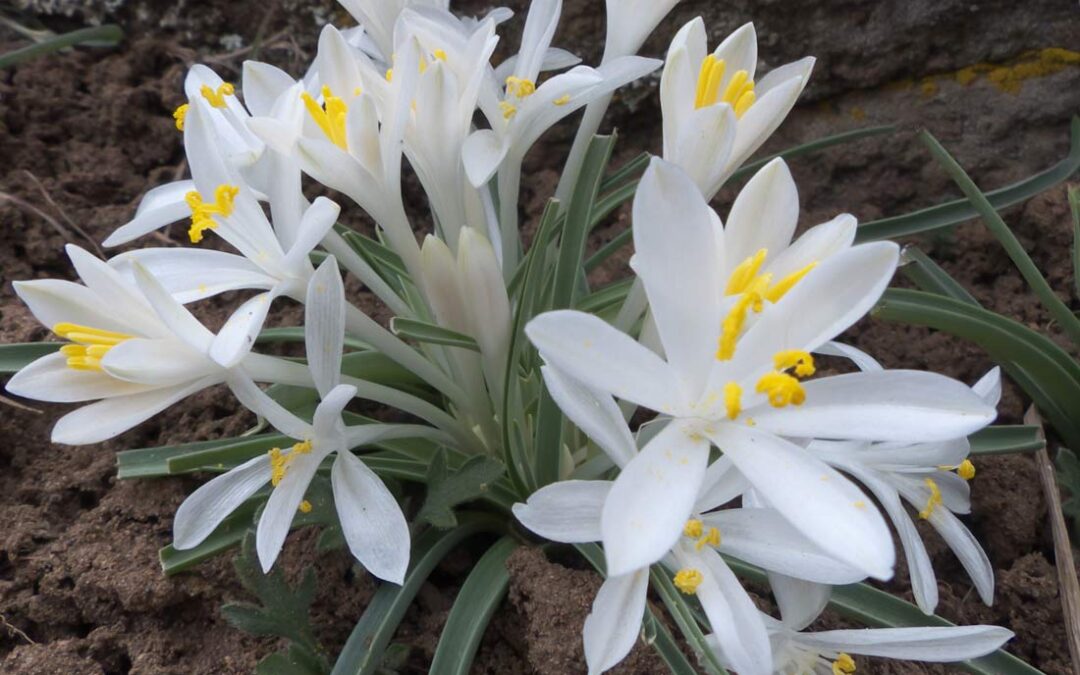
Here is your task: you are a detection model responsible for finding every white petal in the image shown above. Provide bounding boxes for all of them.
[514,0,560,82]
[332,450,410,583]
[724,158,799,270]
[729,75,808,169]
[132,262,215,351]
[173,454,272,549]
[973,366,1002,406]
[693,457,750,512]
[284,197,341,271]
[305,256,346,396]
[541,365,637,468]
[707,424,895,580]
[526,310,686,414]
[583,570,649,675]
[256,450,322,572]
[766,213,857,281]
[7,352,156,402]
[103,180,197,247]
[751,370,997,442]
[601,420,710,576]
[242,61,297,117]
[769,574,831,631]
[312,384,356,438]
[689,546,772,675]
[209,292,277,369]
[110,248,277,303]
[795,625,1014,661]
[227,372,313,440]
[13,279,145,338]
[462,128,507,187]
[51,377,217,444]
[712,23,758,81]
[102,338,218,386]
[671,102,737,199]
[926,506,995,605]
[632,158,722,396]
[815,340,882,372]
[512,480,610,543]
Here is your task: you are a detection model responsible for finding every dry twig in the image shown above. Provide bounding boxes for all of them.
[0,612,36,645]
[20,170,104,258]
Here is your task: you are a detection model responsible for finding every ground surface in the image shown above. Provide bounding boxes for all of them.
[1,0,1079,673]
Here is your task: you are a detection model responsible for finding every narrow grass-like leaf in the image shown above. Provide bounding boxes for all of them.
[599,151,650,194]
[330,514,503,675]
[577,277,634,314]
[0,342,60,373]
[1069,185,1080,301]
[117,434,287,479]
[919,129,1080,345]
[969,425,1044,455]
[429,537,518,674]
[730,125,897,183]
[574,543,698,675]
[256,327,369,351]
[857,116,1080,242]
[389,317,479,351]
[0,24,123,69]
[900,247,981,306]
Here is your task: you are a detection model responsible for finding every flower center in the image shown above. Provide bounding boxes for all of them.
[673,567,704,594]
[185,184,239,243]
[302,85,350,151]
[832,652,857,675]
[54,323,132,371]
[694,55,756,117]
[683,519,721,550]
[505,76,536,99]
[268,439,314,487]
[172,103,189,131]
[200,82,235,108]
[918,477,942,520]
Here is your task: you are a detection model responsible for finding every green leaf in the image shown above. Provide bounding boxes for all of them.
[223,532,328,671]
[0,24,123,69]
[874,289,1080,449]
[968,425,1044,455]
[0,342,60,373]
[573,543,698,675]
[416,449,505,528]
[389,317,479,351]
[857,116,1080,242]
[900,247,981,306]
[257,645,327,675]
[917,129,1080,345]
[340,230,408,283]
[1069,184,1080,301]
[330,514,503,675]
[1055,447,1080,541]
[257,327,370,351]
[117,433,286,479]
[724,557,1044,675]
[429,537,518,675]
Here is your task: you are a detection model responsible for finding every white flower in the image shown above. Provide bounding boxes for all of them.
[808,356,1001,614]
[173,257,432,578]
[661,20,815,199]
[513,365,866,675]
[526,158,996,581]
[5,245,305,444]
[749,611,1013,675]
[602,0,682,61]
[335,0,450,64]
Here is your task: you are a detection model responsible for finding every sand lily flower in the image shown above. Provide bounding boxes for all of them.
[514,365,866,675]
[6,245,305,445]
[336,0,449,64]
[602,0,682,61]
[743,611,1013,675]
[173,258,435,577]
[661,20,815,199]
[526,158,996,581]
[808,357,1001,614]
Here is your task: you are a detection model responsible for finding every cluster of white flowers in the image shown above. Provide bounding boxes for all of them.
[6,0,1015,672]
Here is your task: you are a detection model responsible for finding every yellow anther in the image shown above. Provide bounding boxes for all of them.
[694,55,727,108]
[719,70,750,107]
[185,184,239,243]
[958,459,976,480]
[499,101,518,119]
[723,381,742,420]
[673,568,704,595]
[353,86,362,96]
[298,500,313,513]
[832,653,856,675]
[433,48,448,61]
[734,89,756,117]
[505,76,537,99]
[553,94,571,106]
[292,439,313,455]
[745,417,756,426]
[918,478,943,520]
[716,275,770,361]
[269,447,287,487]
[694,527,721,551]
[173,103,189,131]
[755,371,806,407]
[301,86,349,151]
[200,82,235,108]
[683,519,704,538]
[53,323,132,371]
[774,350,816,378]
[764,261,817,304]
[726,249,768,295]
[385,68,394,82]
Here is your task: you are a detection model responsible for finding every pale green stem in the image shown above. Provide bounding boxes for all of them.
[497,158,523,278]
[554,93,614,205]
[321,230,412,318]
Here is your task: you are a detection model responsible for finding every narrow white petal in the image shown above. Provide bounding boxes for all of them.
[332,450,410,584]
[110,248,277,303]
[711,23,758,81]
[6,352,155,402]
[973,366,1002,406]
[284,197,342,271]
[227,373,313,440]
[815,340,883,372]
[583,571,649,675]
[13,279,143,337]
[689,547,772,675]
[132,262,215,350]
[256,450,322,572]
[766,213,857,281]
[312,384,357,438]
[173,454,273,549]
[796,625,1014,661]
[724,158,799,271]
[209,292,277,368]
[103,338,218,386]
[305,256,346,396]
[693,457,750,513]
[512,480,610,543]
[103,180,196,246]
[769,573,831,631]
[541,365,637,468]
[242,61,296,118]
[462,129,507,187]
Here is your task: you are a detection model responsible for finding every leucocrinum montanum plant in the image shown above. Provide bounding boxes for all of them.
[11,0,1079,673]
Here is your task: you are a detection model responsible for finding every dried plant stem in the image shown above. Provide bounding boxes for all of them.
[1025,405,1080,674]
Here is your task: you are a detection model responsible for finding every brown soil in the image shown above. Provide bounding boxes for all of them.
[2,0,1079,673]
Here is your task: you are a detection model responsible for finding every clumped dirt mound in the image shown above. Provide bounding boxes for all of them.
[2,0,1079,673]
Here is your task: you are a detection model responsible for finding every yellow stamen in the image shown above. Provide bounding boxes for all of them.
[53,323,133,371]
[694,55,727,108]
[553,94,571,106]
[173,103,189,131]
[832,653,856,675]
[683,519,704,538]
[499,101,518,119]
[958,459,976,480]
[734,89,756,117]
[269,440,314,488]
[726,248,768,295]
[918,478,943,520]
[774,350,816,378]
[719,70,750,107]
[673,568,704,595]
[755,371,806,407]
[505,76,536,99]
[200,82,235,108]
[298,500,313,513]
[764,261,818,303]
[723,381,742,420]
[385,68,394,82]
[301,85,349,150]
[185,184,239,243]
[716,274,770,361]
[433,48,447,61]
[695,526,721,551]
[292,439,313,455]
